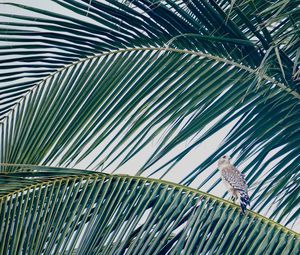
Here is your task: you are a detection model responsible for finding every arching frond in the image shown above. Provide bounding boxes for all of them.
[0,166,299,254]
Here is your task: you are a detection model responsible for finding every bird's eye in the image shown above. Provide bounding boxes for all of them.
[222,155,226,158]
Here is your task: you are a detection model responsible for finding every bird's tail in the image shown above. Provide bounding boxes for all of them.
[239,191,250,214]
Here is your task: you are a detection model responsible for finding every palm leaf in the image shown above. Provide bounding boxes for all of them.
[1,0,298,118]
[0,165,299,254]
[1,45,300,225]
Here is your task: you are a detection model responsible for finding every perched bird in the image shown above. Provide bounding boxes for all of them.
[218,155,250,214]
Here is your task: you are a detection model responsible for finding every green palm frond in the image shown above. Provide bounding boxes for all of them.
[1,0,298,117]
[0,166,299,254]
[1,44,300,225]
[1,0,299,226]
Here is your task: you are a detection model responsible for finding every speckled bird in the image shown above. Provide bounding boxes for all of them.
[218,155,250,214]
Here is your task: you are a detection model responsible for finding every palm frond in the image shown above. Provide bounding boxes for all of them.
[1,45,300,225]
[1,0,298,118]
[0,166,299,254]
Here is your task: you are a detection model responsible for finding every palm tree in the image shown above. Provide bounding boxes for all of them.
[0,0,299,254]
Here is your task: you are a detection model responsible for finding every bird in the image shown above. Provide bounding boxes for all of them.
[218,155,250,214]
